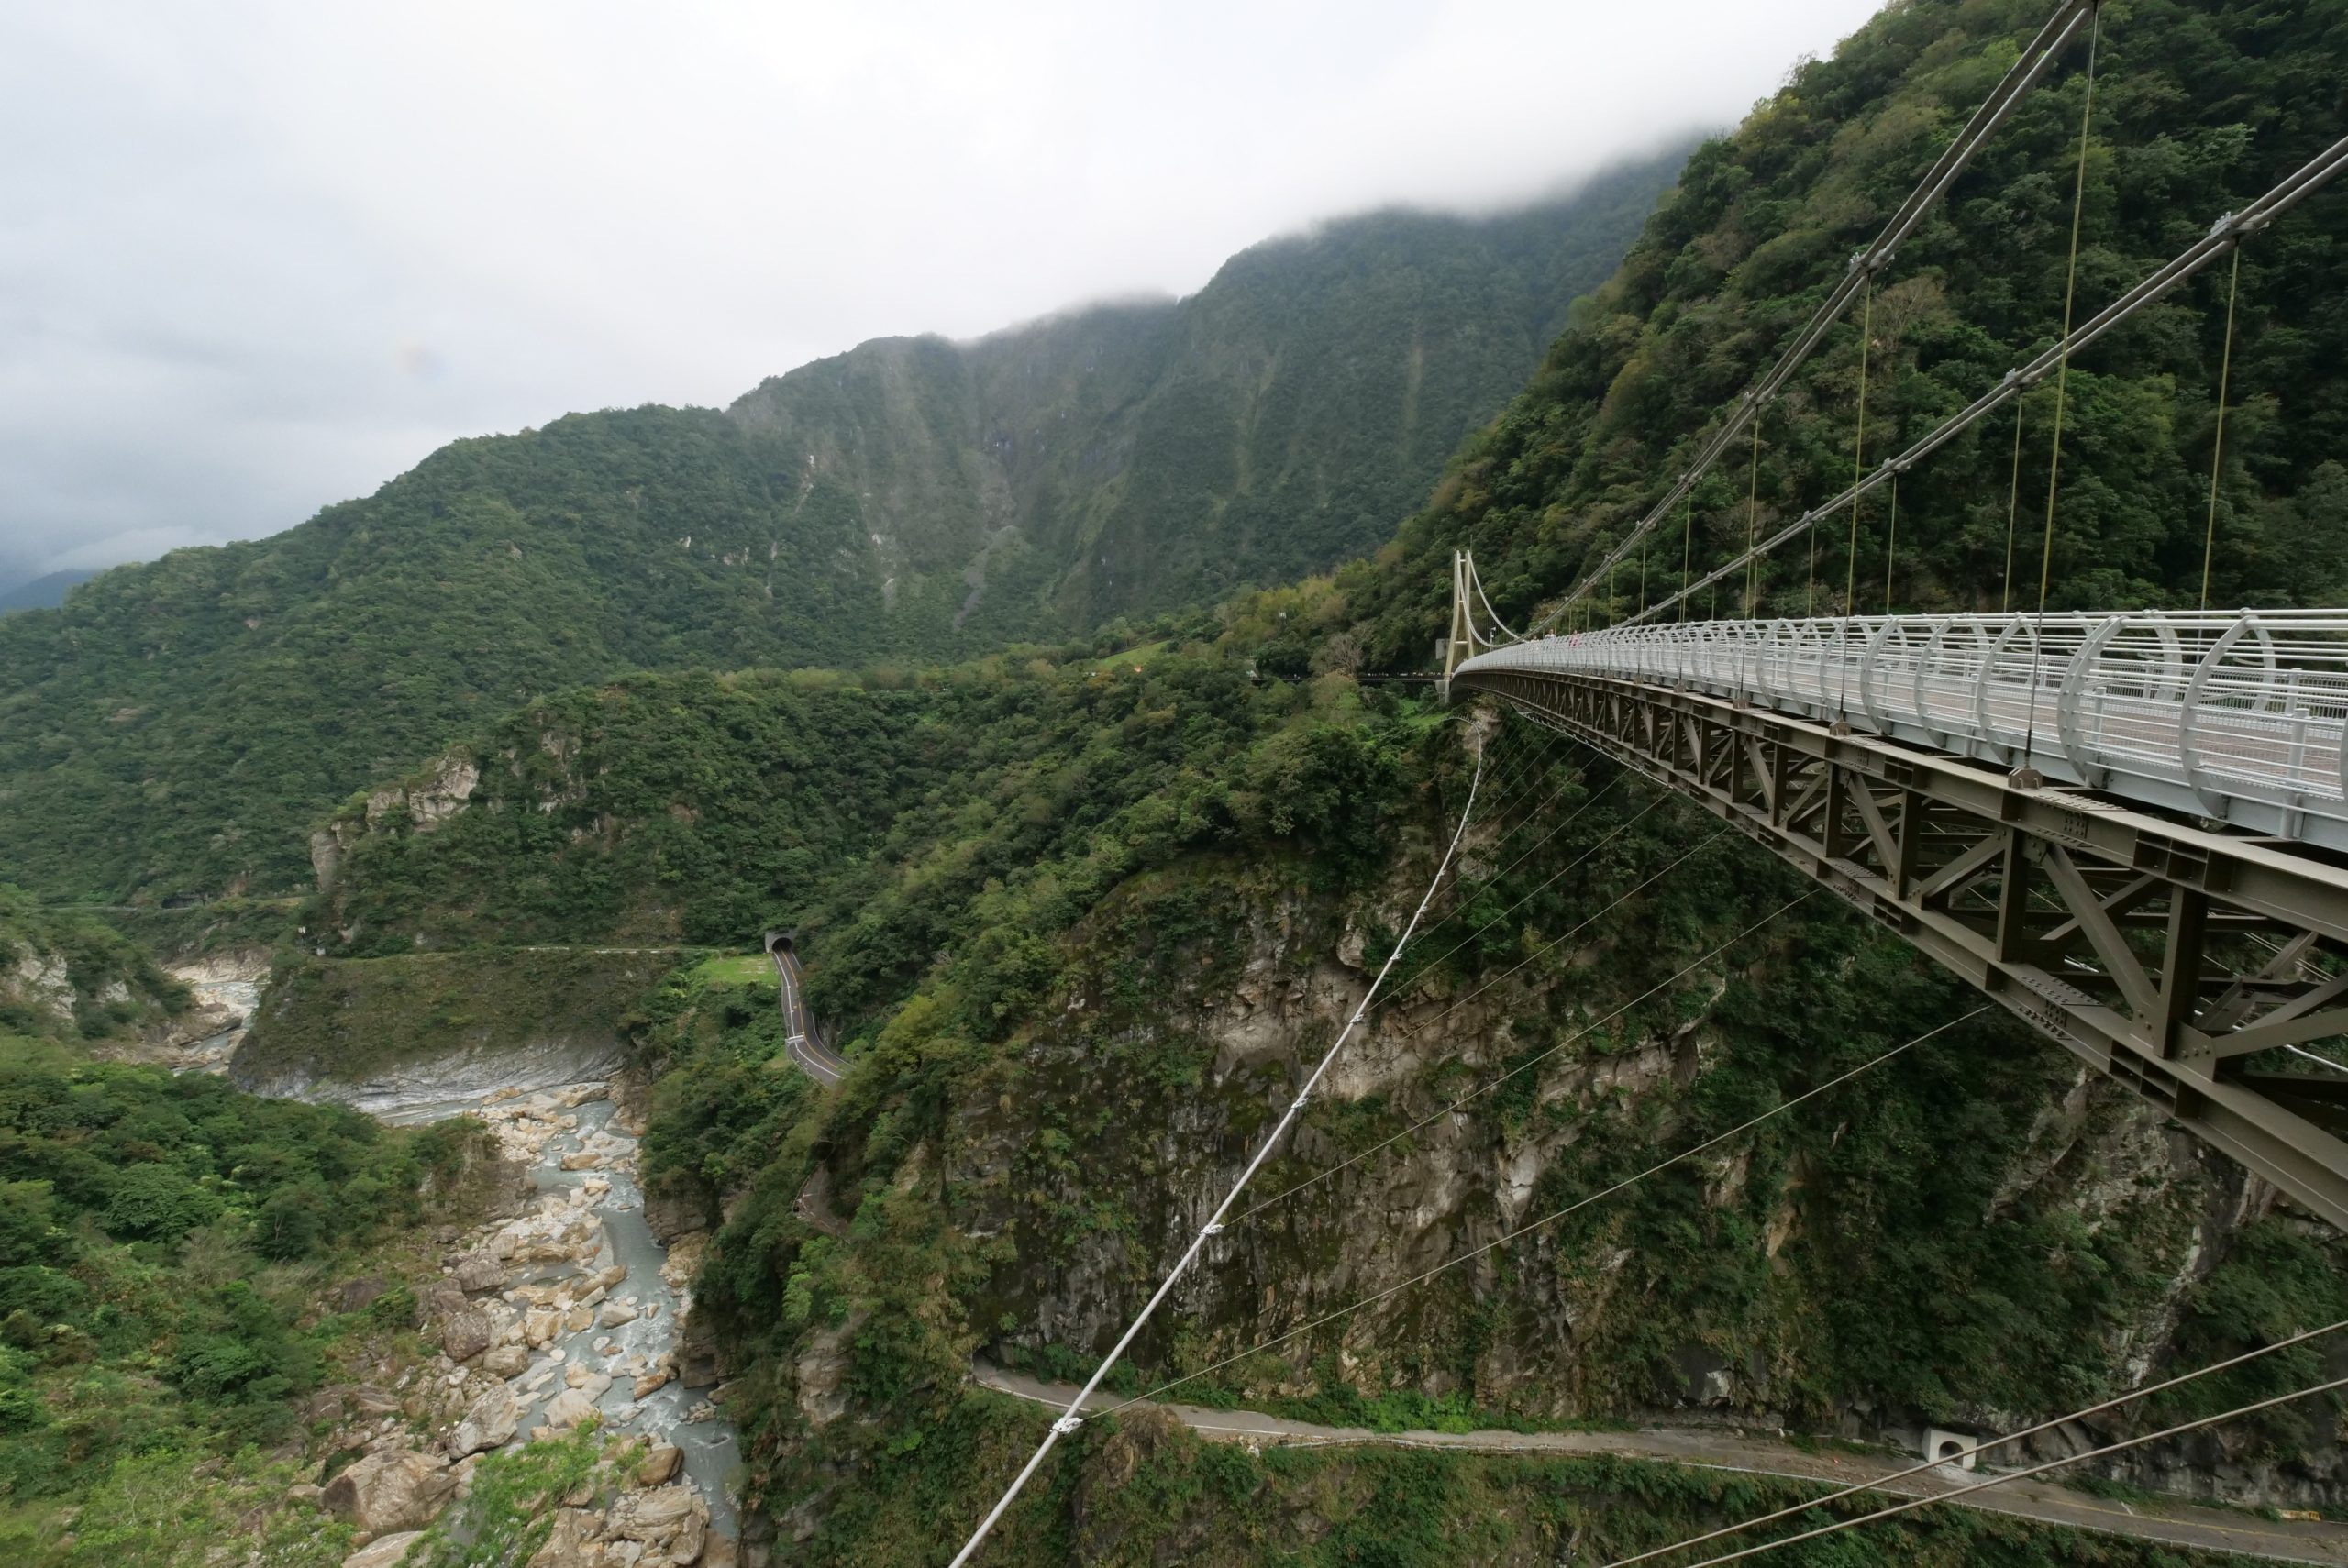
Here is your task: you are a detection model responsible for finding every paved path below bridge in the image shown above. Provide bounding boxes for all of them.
[974,1364,2348,1564]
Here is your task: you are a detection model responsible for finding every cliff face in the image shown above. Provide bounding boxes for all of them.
[930,833,2255,1444]
[615,716,2348,1555]
[230,948,674,1110]
[0,885,197,1045]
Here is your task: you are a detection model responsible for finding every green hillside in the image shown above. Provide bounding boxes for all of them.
[1352,0,2348,663]
[731,155,1685,634]
[0,156,1680,909]
[305,624,2348,1560]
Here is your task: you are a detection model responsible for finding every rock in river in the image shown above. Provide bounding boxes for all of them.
[449,1382,520,1456]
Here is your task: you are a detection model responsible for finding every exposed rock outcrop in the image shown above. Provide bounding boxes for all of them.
[322,1450,457,1534]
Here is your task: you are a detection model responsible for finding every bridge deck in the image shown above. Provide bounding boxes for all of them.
[1458,611,2348,853]
[1452,615,2348,1230]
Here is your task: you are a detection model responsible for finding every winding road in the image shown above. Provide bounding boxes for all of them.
[764,932,848,1084]
[974,1364,2348,1564]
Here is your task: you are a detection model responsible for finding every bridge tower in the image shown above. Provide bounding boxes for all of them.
[1441,549,1493,700]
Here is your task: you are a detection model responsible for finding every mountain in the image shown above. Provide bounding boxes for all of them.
[0,150,1686,907]
[0,569,95,613]
[729,153,1687,636]
[1351,0,2348,666]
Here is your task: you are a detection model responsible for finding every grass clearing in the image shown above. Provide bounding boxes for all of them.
[689,952,774,987]
[1092,640,1170,673]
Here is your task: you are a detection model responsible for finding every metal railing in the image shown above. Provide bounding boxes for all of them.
[1456,610,2348,851]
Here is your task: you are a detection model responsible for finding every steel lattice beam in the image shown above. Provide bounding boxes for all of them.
[1456,666,2348,1229]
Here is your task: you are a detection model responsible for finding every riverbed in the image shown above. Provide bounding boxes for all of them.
[390,1083,741,1539]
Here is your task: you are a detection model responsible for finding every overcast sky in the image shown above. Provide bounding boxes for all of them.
[0,0,1886,587]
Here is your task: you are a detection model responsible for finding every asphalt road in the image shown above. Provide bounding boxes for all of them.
[768,941,849,1083]
[974,1364,2348,1564]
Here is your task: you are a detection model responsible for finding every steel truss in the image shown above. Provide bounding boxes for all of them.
[1456,666,2348,1228]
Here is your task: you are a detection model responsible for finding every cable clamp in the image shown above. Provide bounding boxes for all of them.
[2207,209,2238,241]
[1202,1221,1225,1237]
[1291,1092,1313,1113]
[1052,1415,1084,1435]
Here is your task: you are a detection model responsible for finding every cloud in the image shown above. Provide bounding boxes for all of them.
[0,0,1885,584]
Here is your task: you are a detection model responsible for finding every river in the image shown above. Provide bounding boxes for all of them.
[386,1082,742,1540]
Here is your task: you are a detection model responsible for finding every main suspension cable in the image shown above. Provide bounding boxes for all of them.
[1106,1006,1983,1418]
[943,737,1491,1566]
[1605,1315,2348,1567]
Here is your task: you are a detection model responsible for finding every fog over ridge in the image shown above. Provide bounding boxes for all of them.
[0,0,1884,590]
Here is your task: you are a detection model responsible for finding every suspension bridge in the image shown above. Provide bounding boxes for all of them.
[1445,599,2348,1232]
[947,4,2348,1562]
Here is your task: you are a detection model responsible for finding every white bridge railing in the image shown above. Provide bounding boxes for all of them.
[1456,610,2348,852]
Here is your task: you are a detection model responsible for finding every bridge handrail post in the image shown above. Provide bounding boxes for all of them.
[2054,614,2128,785]
[1911,616,1944,738]
[1858,617,1897,732]
[2177,613,2252,814]
[1978,616,2028,756]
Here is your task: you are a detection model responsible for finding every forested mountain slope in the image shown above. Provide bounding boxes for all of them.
[1350,0,2348,663]
[0,152,1680,908]
[275,2,2348,1560]
[730,155,1683,634]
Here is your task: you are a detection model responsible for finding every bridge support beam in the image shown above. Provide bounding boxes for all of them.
[1457,668,2348,1230]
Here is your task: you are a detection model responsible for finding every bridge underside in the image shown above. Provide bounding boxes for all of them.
[1458,668,2348,1230]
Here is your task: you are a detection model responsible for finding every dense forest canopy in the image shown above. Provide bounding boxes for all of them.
[0,1032,489,1501]
[1352,0,2348,666]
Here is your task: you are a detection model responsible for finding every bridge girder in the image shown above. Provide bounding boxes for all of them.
[1456,667,2348,1230]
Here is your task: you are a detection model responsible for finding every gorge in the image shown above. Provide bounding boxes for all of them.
[7,1,2348,1564]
